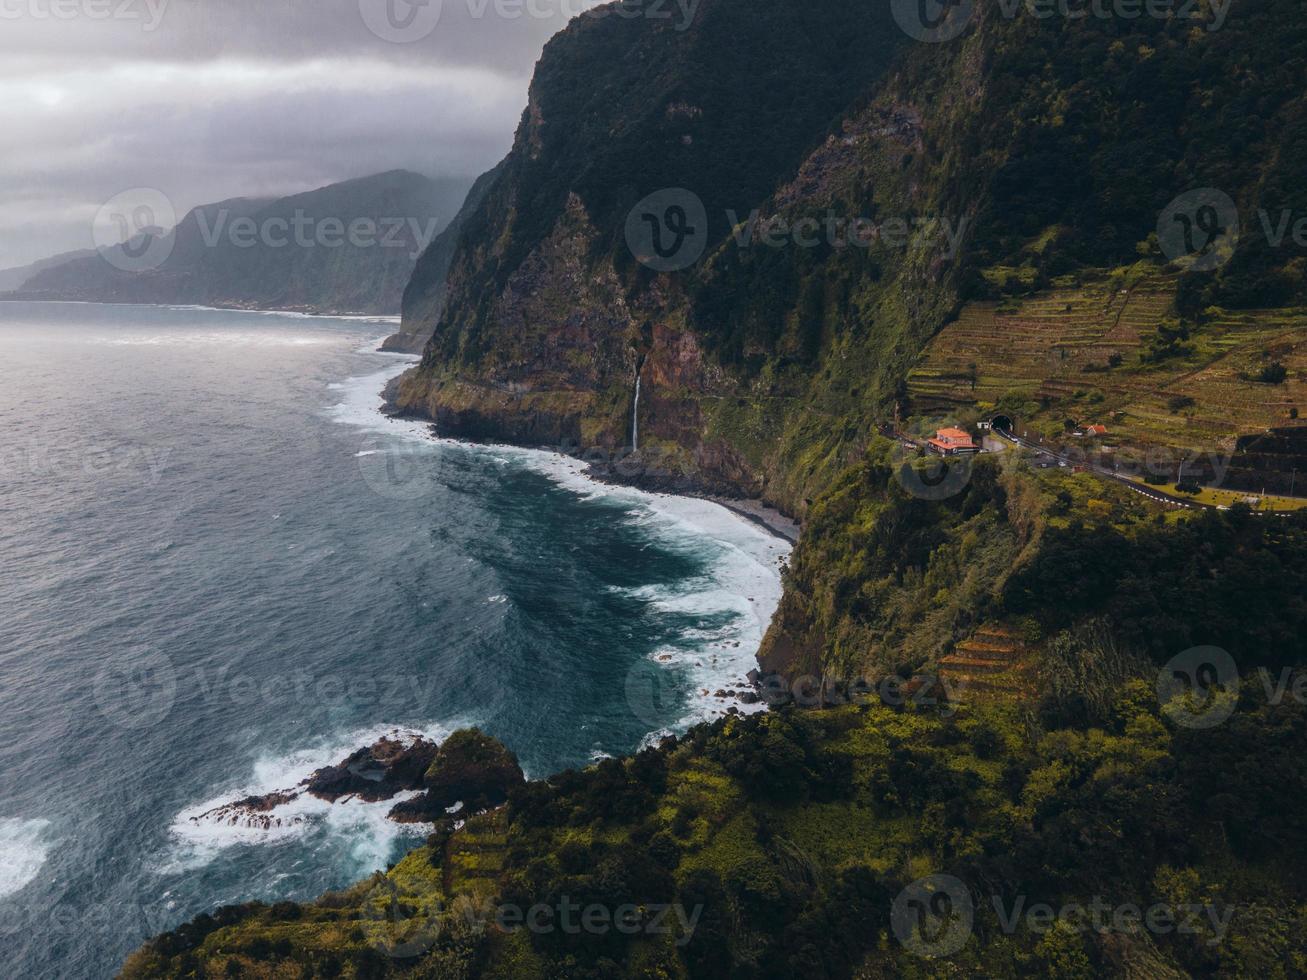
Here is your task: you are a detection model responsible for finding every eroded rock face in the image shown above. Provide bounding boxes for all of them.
[189,730,526,831]
[188,733,440,831]
[305,736,438,803]
[388,728,525,824]
[191,792,304,832]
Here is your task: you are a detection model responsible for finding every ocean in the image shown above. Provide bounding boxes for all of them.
[0,301,787,978]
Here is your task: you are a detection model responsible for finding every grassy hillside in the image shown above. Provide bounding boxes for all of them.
[123,682,1307,979]
[119,1,1307,975]
[908,269,1307,491]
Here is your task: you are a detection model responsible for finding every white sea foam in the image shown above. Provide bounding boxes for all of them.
[484,450,789,727]
[160,305,400,325]
[92,332,339,348]
[163,725,447,875]
[326,358,434,446]
[0,818,52,898]
[327,358,792,734]
[354,333,399,355]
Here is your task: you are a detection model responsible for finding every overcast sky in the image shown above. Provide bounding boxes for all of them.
[0,0,602,269]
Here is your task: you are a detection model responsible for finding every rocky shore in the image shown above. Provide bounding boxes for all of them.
[380,373,802,547]
[189,729,525,831]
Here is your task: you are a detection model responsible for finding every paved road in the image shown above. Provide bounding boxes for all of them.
[991,428,1296,516]
[885,422,1297,516]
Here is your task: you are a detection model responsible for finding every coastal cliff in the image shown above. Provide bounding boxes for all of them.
[392,0,1307,684]
[121,1,1307,976]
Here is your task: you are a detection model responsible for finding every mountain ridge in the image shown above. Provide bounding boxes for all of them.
[120,2,1307,976]
[6,171,474,315]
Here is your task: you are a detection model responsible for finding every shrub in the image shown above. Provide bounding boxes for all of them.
[1257,362,1288,384]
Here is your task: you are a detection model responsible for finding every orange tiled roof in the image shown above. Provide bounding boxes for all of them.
[934,428,974,443]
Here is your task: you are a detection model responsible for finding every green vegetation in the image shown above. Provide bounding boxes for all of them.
[125,3,1307,976]
[765,444,1307,684]
[125,684,1307,978]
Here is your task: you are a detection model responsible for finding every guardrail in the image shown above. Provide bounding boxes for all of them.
[992,428,1298,516]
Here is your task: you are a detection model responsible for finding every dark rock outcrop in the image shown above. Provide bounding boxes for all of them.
[304,735,438,803]
[187,732,440,832]
[389,728,525,823]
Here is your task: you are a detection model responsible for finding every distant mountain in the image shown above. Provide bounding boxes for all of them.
[382,163,505,353]
[0,247,100,292]
[9,171,473,315]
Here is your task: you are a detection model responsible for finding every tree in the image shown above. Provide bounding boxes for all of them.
[1257,362,1288,384]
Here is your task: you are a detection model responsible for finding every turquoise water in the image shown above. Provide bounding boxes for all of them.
[0,302,786,978]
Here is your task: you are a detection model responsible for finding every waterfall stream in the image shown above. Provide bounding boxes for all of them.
[632,374,641,452]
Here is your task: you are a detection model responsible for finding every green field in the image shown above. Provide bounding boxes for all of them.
[908,269,1307,455]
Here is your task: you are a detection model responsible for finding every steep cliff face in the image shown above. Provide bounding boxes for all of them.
[120,5,1307,978]
[383,165,506,353]
[392,0,913,494]
[395,0,1307,681]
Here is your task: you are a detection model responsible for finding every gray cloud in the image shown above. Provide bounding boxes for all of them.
[0,0,602,267]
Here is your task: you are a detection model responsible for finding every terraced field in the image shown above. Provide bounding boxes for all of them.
[907,274,1177,411]
[908,272,1307,459]
[441,809,511,900]
[938,625,1037,702]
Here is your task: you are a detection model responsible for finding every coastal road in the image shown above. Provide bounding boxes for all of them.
[990,428,1296,516]
[884,421,1297,515]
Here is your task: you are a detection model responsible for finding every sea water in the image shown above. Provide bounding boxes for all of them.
[0,301,787,978]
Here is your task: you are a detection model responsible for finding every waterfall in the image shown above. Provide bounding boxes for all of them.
[631,375,642,452]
